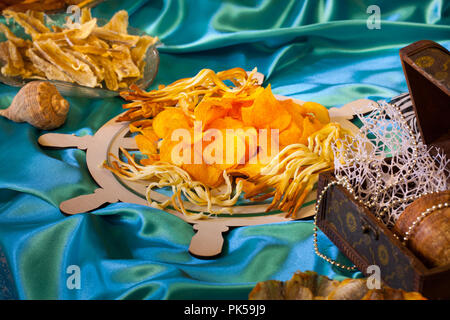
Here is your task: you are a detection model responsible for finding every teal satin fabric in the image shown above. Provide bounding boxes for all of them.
[0,0,449,300]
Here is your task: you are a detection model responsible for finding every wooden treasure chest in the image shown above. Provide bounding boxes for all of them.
[315,40,450,300]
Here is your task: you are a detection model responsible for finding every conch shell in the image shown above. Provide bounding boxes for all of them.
[0,81,69,130]
[249,271,427,300]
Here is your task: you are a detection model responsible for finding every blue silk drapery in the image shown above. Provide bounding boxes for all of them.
[0,0,448,300]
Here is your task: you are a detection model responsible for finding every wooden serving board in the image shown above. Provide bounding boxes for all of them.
[38,96,377,257]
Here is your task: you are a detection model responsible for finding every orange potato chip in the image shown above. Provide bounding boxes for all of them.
[227,101,247,120]
[203,117,257,170]
[206,116,244,131]
[194,98,232,129]
[299,116,324,145]
[135,134,158,156]
[228,162,264,179]
[184,138,225,187]
[241,85,291,131]
[153,108,192,139]
[159,133,224,187]
[183,162,224,188]
[280,99,305,129]
[141,127,159,141]
[159,135,182,164]
[279,121,302,147]
[300,101,330,124]
[227,145,276,179]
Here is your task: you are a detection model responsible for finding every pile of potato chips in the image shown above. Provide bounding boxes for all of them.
[112,68,350,216]
[142,85,330,188]
[0,8,158,90]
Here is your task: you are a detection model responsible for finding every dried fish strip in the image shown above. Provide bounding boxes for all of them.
[0,40,41,78]
[0,41,22,76]
[0,24,28,47]
[91,28,140,46]
[35,18,97,41]
[111,45,140,81]
[6,40,24,69]
[34,39,97,87]
[89,55,118,91]
[26,48,73,82]
[131,35,158,72]
[28,11,45,24]
[100,10,128,34]
[80,7,93,24]
[64,49,104,82]
[3,10,50,36]
[21,60,46,79]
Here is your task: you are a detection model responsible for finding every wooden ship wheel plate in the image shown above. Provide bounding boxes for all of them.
[38,96,377,257]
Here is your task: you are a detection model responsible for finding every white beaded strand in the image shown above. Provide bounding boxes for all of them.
[402,202,450,243]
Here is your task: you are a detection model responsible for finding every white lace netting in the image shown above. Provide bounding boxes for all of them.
[332,100,449,228]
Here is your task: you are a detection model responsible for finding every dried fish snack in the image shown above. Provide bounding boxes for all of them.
[26,47,72,82]
[0,8,159,91]
[34,39,97,87]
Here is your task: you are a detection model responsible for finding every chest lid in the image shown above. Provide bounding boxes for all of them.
[399,40,450,157]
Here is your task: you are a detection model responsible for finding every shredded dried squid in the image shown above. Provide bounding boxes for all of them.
[118,67,261,122]
[105,148,244,219]
[242,123,353,217]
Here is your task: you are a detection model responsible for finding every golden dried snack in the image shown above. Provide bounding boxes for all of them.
[249,270,427,300]
[0,8,159,91]
[106,67,351,218]
[240,85,292,131]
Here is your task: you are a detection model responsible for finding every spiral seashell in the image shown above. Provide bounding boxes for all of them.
[0,81,69,130]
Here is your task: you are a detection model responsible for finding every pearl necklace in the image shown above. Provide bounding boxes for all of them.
[312,102,449,270]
